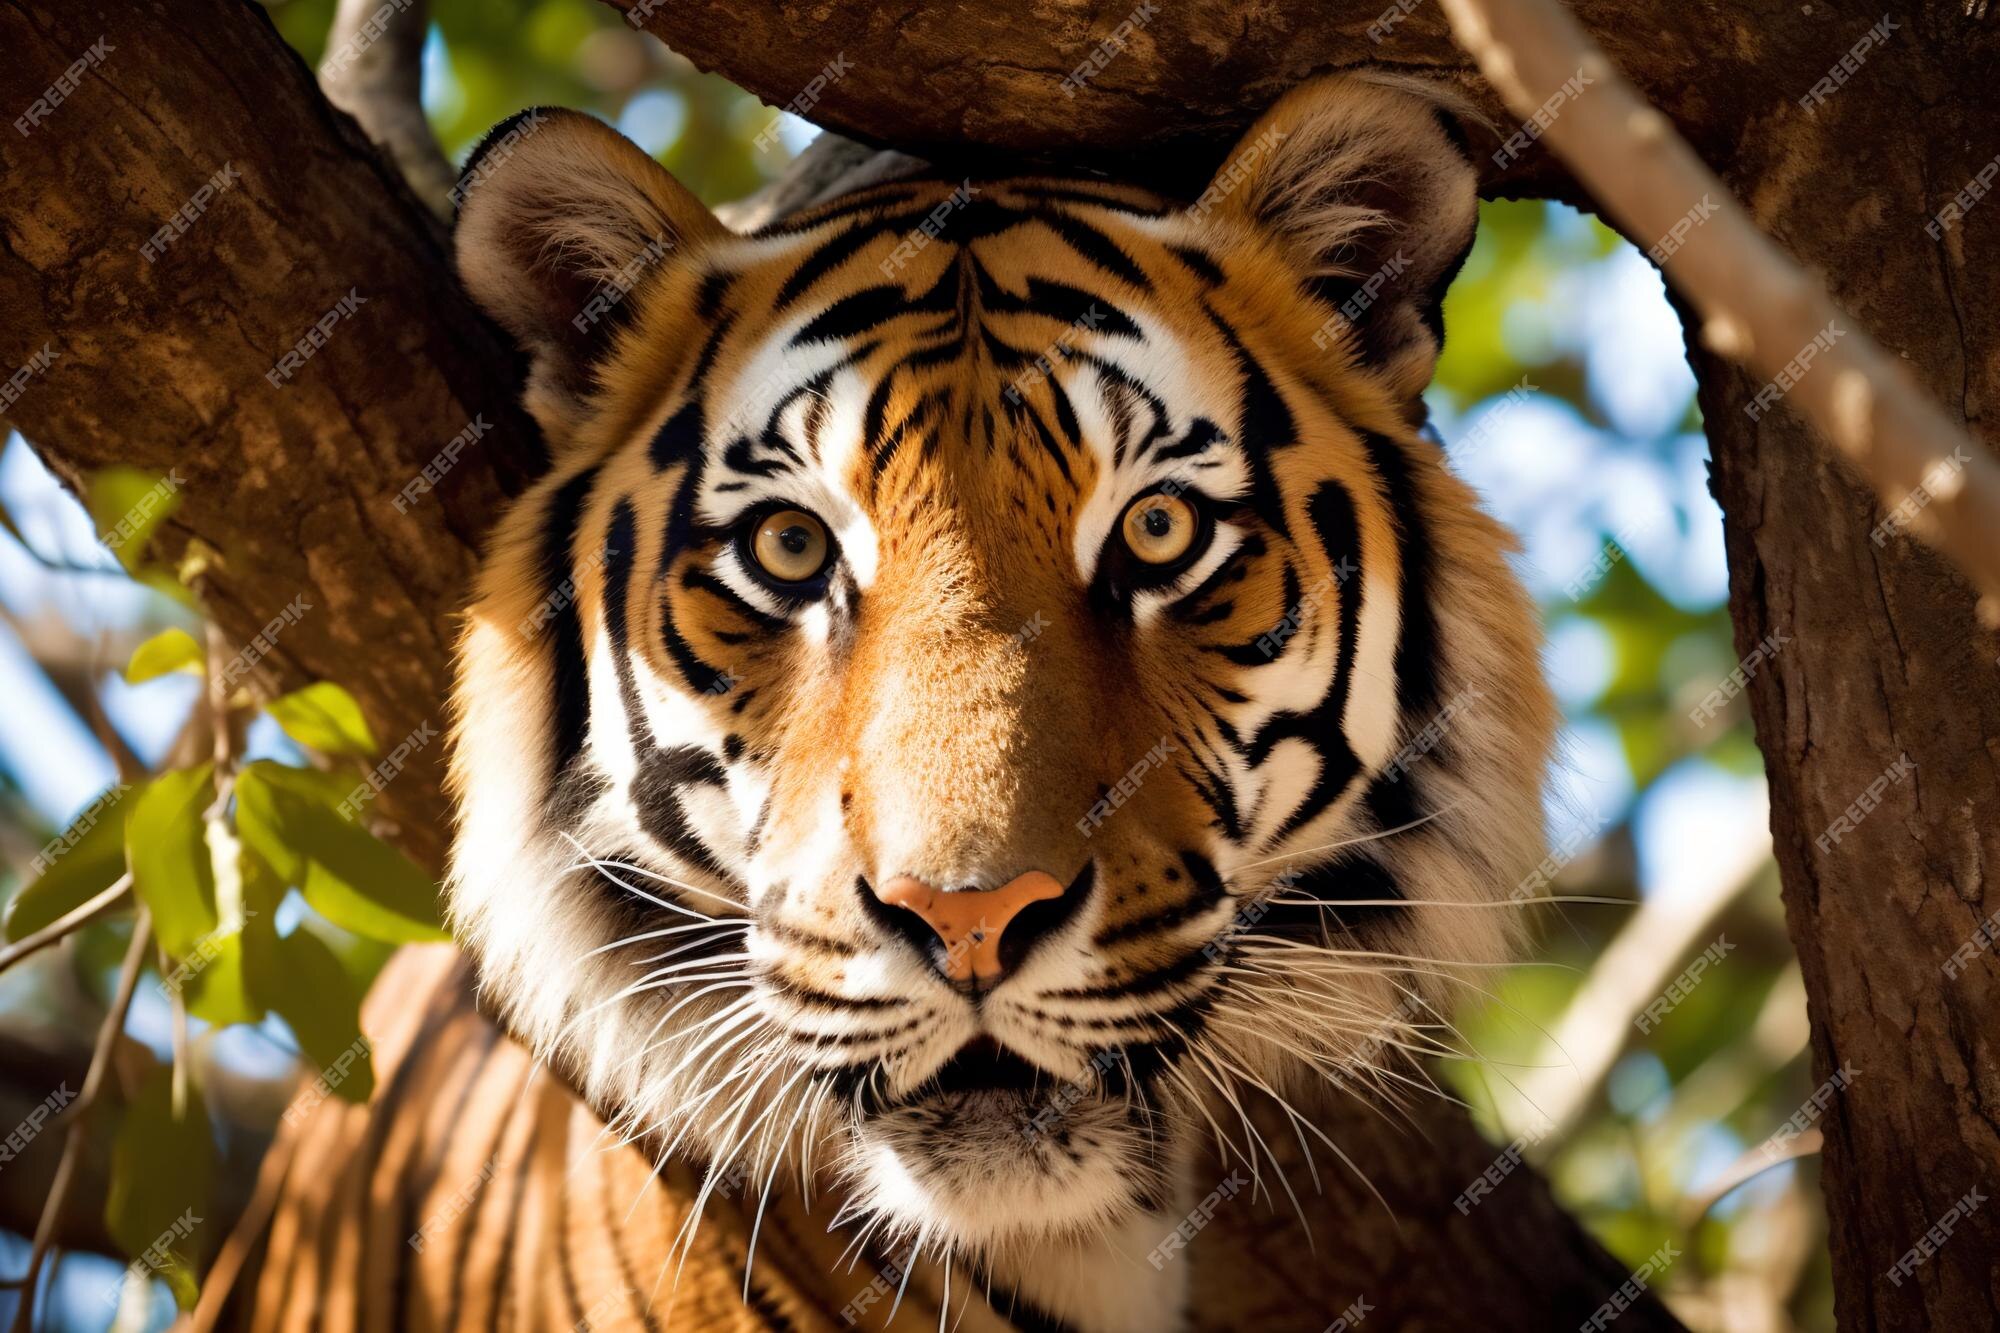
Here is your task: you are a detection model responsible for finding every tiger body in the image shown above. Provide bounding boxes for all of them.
[204,76,1555,1333]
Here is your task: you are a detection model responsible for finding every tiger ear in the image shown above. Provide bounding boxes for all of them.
[453,107,727,416]
[1193,75,1480,407]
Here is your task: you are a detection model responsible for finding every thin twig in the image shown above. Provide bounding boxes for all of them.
[0,874,133,974]
[163,943,191,1119]
[1439,0,2000,625]
[9,907,154,1333]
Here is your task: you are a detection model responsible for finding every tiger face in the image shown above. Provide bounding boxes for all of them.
[449,75,1552,1320]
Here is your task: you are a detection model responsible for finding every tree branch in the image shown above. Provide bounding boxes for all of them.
[9,908,151,1333]
[317,0,457,220]
[0,0,546,877]
[1438,0,2000,622]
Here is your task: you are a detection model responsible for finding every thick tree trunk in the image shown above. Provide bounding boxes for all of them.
[5,0,1992,1326]
[1690,10,2000,1330]
[0,0,545,875]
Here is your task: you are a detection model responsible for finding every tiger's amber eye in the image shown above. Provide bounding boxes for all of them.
[750,509,830,582]
[1120,493,1198,565]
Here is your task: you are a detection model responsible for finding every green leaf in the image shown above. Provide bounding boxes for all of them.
[6,783,133,941]
[180,931,263,1028]
[264,682,377,757]
[124,627,203,684]
[86,465,183,574]
[234,761,446,943]
[105,1065,213,1311]
[126,765,218,958]
[244,921,375,1105]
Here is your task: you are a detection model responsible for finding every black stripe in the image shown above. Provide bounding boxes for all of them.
[1361,430,1442,724]
[1252,481,1366,841]
[1037,211,1154,291]
[537,467,600,806]
[774,218,880,309]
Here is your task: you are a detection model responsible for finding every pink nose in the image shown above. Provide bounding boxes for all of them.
[874,871,1067,984]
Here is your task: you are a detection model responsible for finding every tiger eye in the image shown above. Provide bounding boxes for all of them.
[750,509,830,583]
[1120,493,1198,565]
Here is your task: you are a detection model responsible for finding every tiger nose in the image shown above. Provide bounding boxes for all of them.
[874,871,1068,987]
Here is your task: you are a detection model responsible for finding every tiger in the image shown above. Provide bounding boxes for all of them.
[197,73,1556,1333]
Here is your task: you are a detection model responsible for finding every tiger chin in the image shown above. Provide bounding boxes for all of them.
[444,73,1554,1333]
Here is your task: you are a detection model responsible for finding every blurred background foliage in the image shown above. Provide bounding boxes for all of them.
[0,0,1824,1328]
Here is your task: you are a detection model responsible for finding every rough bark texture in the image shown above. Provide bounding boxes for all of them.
[2,0,1994,1326]
[1689,9,2000,1331]
[0,0,545,877]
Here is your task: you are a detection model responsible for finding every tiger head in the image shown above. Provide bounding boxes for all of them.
[448,75,1553,1312]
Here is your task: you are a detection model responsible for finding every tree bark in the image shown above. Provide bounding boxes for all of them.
[0,0,545,876]
[8,0,1993,1326]
[1689,9,2000,1330]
